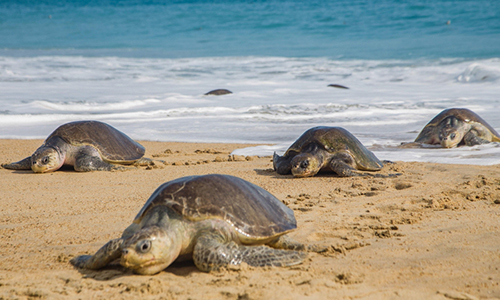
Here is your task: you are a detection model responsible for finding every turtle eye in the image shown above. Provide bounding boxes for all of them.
[41,156,50,165]
[300,160,309,169]
[450,133,456,140]
[137,240,151,254]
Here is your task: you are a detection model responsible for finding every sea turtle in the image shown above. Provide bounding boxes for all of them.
[70,174,318,274]
[327,84,349,89]
[204,89,232,96]
[2,120,151,173]
[273,126,383,178]
[414,108,500,148]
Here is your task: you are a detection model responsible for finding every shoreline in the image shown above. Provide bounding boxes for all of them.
[1,139,499,299]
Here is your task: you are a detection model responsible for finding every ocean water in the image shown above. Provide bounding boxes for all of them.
[1,1,500,165]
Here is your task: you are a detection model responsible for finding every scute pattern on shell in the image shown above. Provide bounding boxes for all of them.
[46,120,145,162]
[134,174,297,239]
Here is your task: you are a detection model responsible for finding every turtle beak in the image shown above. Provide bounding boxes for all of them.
[120,248,133,268]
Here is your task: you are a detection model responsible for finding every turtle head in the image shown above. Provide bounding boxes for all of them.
[31,146,64,173]
[291,153,322,178]
[121,226,181,275]
[439,128,461,148]
[438,117,467,148]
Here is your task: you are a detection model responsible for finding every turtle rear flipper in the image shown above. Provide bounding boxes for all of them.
[71,238,123,270]
[133,157,154,166]
[193,233,306,272]
[2,157,32,170]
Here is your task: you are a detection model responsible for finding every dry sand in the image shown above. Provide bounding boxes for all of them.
[0,139,499,300]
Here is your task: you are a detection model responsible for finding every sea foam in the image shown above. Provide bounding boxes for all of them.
[0,56,499,164]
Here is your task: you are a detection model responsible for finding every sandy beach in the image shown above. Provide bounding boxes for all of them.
[1,139,499,300]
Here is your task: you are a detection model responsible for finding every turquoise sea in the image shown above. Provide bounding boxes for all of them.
[1,0,499,59]
[1,0,500,164]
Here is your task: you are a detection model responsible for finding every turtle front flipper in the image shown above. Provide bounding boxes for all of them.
[2,157,32,170]
[273,152,293,175]
[330,157,401,178]
[71,238,123,270]
[463,131,491,146]
[193,233,306,272]
[74,155,121,172]
[328,152,361,177]
[73,146,125,172]
[414,125,438,144]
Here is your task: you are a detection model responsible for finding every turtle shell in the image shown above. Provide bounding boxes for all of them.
[134,174,297,241]
[45,120,145,163]
[415,108,500,142]
[285,126,382,171]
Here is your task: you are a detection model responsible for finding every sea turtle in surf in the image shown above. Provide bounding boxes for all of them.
[327,84,349,89]
[204,89,232,96]
[414,108,500,148]
[71,174,319,274]
[2,120,151,173]
[273,126,383,178]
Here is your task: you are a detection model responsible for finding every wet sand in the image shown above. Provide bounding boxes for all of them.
[1,139,499,300]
